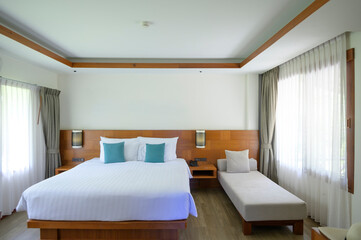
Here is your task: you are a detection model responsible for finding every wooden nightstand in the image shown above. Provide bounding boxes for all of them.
[55,165,75,175]
[189,163,218,189]
[189,164,217,179]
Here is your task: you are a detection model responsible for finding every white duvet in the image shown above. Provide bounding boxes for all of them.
[16,158,197,221]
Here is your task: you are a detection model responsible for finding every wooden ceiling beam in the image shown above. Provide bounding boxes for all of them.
[239,0,330,68]
[72,62,240,69]
[0,24,73,67]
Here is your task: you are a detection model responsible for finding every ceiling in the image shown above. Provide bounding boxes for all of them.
[0,0,360,74]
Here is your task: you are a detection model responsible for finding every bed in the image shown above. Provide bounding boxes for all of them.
[217,159,306,235]
[16,158,197,240]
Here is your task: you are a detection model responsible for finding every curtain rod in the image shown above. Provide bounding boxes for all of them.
[0,75,39,87]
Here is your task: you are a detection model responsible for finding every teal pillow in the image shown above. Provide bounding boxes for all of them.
[103,142,125,164]
[145,143,165,163]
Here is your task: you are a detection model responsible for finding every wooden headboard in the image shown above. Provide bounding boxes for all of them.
[60,130,259,167]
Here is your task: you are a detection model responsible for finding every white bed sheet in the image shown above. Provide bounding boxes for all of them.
[218,170,306,221]
[17,158,197,221]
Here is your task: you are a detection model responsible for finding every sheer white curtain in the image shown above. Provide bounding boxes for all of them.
[275,34,351,228]
[0,77,46,217]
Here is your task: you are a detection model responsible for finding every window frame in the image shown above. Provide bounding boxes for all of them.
[346,48,355,194]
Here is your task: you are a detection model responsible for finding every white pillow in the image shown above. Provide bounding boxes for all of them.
[137,136,178,161]
[225,149,250,173]
[217,158,257,172]
[100,137,139,162]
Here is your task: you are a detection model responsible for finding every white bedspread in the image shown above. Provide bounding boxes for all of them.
[17,158,197,221]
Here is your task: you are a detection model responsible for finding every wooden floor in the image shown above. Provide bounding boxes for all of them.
[0,188,319,240]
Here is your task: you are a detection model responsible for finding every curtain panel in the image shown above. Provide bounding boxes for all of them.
[259,67,279,182]
[275,34,350,228]
[0,78,46,217]
[40,87,61,178]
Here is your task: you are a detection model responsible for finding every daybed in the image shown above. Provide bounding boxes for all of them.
[217,158,307,235]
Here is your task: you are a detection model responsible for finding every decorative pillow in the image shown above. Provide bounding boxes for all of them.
[225,149,250,173]
[217,158,257,171]
[137,137,178,161]
[145,143,165,163]
[103,142,125,164]
[100,137,139,162]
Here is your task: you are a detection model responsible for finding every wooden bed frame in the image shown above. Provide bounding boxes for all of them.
[240,215,303,235]
[28,219,187,240]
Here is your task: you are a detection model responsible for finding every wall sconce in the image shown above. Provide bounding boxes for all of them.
[72,130,83,148]
[195,130,206,148]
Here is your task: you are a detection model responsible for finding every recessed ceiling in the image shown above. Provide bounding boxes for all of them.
[0,0,312,59]
[0,0,360,74]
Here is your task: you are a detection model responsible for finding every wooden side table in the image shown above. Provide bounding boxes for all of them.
[189,163,218,189]
[55,165,75,175]
[189,164,217,179]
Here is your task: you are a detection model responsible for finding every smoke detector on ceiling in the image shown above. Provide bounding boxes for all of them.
[142,21,153,27]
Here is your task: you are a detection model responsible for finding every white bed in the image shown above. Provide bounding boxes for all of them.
[17,158,197,221]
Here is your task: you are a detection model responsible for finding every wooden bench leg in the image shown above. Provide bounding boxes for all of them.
[40,229,58,240]
[241,218,252,235]
[293,220,303,235]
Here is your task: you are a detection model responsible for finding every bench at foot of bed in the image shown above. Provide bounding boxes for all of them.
[241,216,303,235]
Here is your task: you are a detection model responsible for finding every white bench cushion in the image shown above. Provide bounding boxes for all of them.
[218,171,307,221]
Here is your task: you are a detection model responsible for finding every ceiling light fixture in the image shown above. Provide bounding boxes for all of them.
[142,21,152,27]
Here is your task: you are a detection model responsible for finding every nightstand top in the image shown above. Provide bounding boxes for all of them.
[189,163,216,171]
[57,165,76,171]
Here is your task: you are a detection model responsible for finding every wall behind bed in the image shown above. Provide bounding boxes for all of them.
[58,71,258,130]
[60,130,259,167]
[58,70,260,169]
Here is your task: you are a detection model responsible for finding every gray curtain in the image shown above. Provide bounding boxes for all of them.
[40,87,61,178]
[260,67,279,182]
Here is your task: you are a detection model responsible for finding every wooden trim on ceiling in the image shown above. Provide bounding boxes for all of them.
[0,0,329,69]
[0,24,239,69]
[239,0,330,68]
[72,62,240,68]
[0,24,73,67]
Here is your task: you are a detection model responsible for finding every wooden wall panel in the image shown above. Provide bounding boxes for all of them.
[60,130,259,168]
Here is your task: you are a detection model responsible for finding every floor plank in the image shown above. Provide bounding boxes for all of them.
[0,188,319,240]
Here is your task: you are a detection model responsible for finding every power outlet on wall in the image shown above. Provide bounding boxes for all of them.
[72,158,84,162]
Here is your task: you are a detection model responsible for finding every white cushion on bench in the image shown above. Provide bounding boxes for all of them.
[217,158,258,172]
[218,170,307,222]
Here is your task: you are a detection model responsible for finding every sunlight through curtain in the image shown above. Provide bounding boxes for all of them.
[0,78,45,217]
[275,34,351,228]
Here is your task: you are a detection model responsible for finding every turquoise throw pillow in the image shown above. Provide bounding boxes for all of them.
[145,143,165,163]
[103,142,125,164]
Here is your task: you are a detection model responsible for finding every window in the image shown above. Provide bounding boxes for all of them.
[275,34,351,228]
[346,48,355,194]
[0,78,45,218]
[1,84,31,173]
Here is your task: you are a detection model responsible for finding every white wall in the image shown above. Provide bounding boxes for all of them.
[58,71,259,130]
[348,32,361,224]
[0,50,58,89]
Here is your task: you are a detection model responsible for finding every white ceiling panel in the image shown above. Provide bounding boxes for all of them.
[0,0,312,58]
